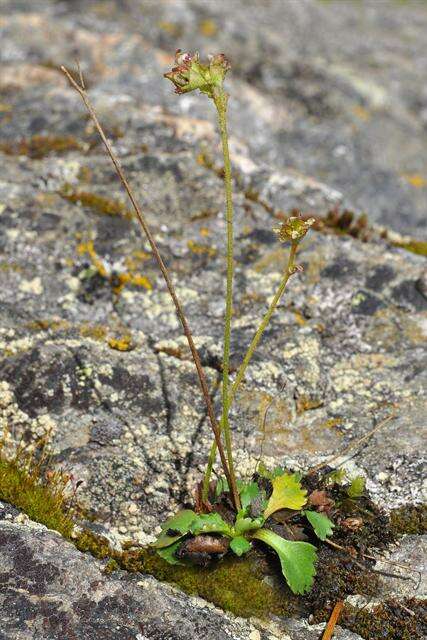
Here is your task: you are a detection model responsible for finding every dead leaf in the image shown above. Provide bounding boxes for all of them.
[308,489,334,511]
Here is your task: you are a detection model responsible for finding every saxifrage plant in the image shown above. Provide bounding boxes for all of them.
[62,51,365,596]
[155,51,323,594]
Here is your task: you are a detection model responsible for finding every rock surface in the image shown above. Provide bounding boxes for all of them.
[0,511,366,640]
[0,515,273,640]
[0,1,426,638]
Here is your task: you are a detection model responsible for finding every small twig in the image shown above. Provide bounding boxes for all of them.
[363,552,421,586]
[60,64,240,510]
[396,601,416,617]
[308,412,396,474]
[324,538,346,551]
[322,601,344,640]
[324,539,414,582]
[75,58,85,89]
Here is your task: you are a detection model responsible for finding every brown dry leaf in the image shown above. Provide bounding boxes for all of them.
[341,517,364,531]
[308,489,334,511]
[183,535,229,555]
[193,481,213,514]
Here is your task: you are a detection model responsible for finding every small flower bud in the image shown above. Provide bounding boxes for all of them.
[274,216,315,243]
[164,50,230,98]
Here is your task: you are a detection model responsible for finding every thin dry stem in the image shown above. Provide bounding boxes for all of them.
[60,65,240,510]
[308,412,396,474]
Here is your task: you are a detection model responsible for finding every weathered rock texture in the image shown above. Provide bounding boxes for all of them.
[0,0,426,638]
[0,515,273,640]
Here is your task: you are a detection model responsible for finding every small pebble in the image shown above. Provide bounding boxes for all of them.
[377,471,389,483]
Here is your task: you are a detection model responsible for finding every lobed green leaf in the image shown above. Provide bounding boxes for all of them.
[347,475,366,498]
[252,528,317,594]
[304,510,334,541]
[153,509,197,548]
[156,540,183,565]
[263,473,307,519]
[189,512,233,537]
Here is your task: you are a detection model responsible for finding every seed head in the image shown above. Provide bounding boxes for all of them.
[164,50,230,98]
[274,216,316,243]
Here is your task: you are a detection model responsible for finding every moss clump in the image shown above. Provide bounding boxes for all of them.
[308,545,380,621]
[341,598,426,640]
[72,529,300,618]
[60,186,133,220]
[0,452,73,537]
[0,447,300,619]
[73,528,113,560]
[122,547,301,619]
[393,240,427,257]
[389,504,427,535]
[0,135,84,159]
[1,452,420,625]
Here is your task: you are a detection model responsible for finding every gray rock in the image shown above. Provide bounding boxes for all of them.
[0,517,277,640]
[1,0,426,235]
[376,535,427,599]
[0,1,426,638]
[276,618,363,640]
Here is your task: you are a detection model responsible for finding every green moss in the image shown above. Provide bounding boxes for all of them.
[104,558,120,574]
[0,447,298,619]
[2,452,419,625]
[393,240,427,257]
[308,545,380,621]
[73,528,113,560]
[0,453,73,537]
[127,548,300,619]
[389,504,427,535]
[71,525,300,618]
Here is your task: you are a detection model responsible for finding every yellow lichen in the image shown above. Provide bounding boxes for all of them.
[112,272,152,294]
[26,319,70,332]
[108,336,133,352]
[157,21,182,36]
[295,395,324,414]
[187,240,217,257]
[77,240,109,278]
[402,174,426,188]
[80,324,108,341]
[0,135,85,159]
[60,186,133,220]
[199,19,218,37]
[393,240,427,257]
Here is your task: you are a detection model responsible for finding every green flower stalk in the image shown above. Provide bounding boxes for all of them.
[202,216,315,499]
[165,51,316,507]
[165,50,240,510]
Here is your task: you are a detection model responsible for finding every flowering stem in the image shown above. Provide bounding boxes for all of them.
[202,241,299,499]
[213,89,240,511]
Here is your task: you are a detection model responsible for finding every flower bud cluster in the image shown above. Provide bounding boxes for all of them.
[164,50,230,98]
